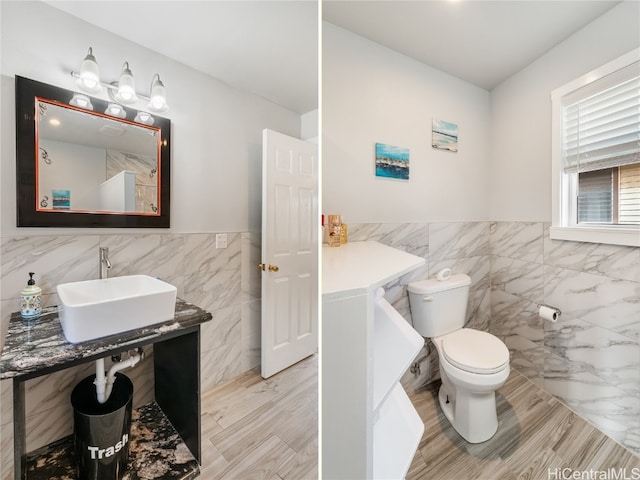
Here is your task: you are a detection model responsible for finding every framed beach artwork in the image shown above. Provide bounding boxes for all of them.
[375,142,410,180]
[432,119,458,153]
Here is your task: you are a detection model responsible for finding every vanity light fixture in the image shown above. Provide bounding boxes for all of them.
[114,62,138,105]
[71,47,169,114]
[134,111,155,125]
[69,93,94,110]
[76,47,102,94]
[105,103,127,119]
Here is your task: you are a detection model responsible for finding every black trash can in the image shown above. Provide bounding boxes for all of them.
[71,373,134,480]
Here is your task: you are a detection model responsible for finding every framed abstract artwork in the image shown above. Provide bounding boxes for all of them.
[375,142,409,180]
[432,119,458,153]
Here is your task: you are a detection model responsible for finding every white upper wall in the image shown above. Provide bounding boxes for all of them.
[0,1,302,235]
[302,109,319,143]
[489,0,640,222]
[322,22,491,224]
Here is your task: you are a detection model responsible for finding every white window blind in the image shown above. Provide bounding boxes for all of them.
[562,61,640,174]
[551,49,640,247]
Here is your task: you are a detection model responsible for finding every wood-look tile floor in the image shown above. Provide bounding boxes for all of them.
[199,355,318,480]
[407,369,640,480]
[197,359,639,480]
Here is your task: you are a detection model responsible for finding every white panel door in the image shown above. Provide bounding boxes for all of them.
[261,129,318,379]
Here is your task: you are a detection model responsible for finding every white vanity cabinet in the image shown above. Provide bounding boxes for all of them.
[322,241,425,479]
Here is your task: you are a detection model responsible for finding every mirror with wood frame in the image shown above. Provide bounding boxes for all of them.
[15,76,171,227]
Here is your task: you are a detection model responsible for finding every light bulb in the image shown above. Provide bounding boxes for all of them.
[115,62,138,105]
[148,74,168,113]
[76,47,102,94]
[134,112,154,125]
[105,103,126,119]
[70,93,93,110]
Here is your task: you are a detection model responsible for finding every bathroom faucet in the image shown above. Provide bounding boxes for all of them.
[100,247,112,279]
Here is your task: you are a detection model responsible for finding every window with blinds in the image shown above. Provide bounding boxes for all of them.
[551,49,640,246]
[561,59,640,227]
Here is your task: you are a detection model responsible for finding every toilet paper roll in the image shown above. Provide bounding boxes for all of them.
[539,305,560,322]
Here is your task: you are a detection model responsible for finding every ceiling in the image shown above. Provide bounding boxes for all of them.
[323,0,621,91]
[44,1,318,114]
[45,1,621,115]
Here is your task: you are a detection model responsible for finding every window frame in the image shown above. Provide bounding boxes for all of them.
[550,48,640,247]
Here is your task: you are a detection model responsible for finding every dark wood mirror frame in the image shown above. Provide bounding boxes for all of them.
[15,76,171,228]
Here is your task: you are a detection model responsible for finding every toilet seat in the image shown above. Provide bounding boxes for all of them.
[440,329,509,374]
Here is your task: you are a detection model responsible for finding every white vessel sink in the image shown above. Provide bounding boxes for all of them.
[57,275,177,344]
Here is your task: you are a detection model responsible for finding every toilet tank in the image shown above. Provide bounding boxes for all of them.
[407,273,471,337]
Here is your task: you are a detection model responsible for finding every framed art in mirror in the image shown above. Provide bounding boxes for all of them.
[15,75,171,227]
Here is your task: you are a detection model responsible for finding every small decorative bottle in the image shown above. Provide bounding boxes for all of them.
[21,272,42,318]
[340,220,348,245]
[328,215,342,247]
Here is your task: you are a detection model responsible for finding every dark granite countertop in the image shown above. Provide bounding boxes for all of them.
[0,298,212,379]
[25,401,200,480]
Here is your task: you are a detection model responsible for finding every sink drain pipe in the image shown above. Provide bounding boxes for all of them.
[94,348,144,404]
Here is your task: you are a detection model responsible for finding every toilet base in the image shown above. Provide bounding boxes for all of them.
[437,382,498,444]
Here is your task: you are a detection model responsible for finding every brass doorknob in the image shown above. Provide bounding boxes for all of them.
[257,263,279,272]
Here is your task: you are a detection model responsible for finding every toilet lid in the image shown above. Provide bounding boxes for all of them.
[441,329,509,374]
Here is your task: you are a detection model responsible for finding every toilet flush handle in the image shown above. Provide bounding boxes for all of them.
[423,296,433,302]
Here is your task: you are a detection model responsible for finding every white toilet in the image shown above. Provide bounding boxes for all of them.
[407,271,510,443]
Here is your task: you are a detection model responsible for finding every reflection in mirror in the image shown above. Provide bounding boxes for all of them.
[16,76,171,228]
[37,101,159,214]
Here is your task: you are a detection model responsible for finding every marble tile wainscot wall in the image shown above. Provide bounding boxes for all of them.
[489,221,640,455]
[2,221,637,473]
[0,231,262,478]
[349,221,639,457]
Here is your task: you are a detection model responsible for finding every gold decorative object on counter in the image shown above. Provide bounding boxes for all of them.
[340,222,348,245]
[328,214,342,247]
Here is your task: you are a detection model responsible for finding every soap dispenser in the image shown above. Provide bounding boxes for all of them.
[20,272,42,318]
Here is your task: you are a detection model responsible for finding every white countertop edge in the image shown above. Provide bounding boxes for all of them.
[322,241,425,299]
